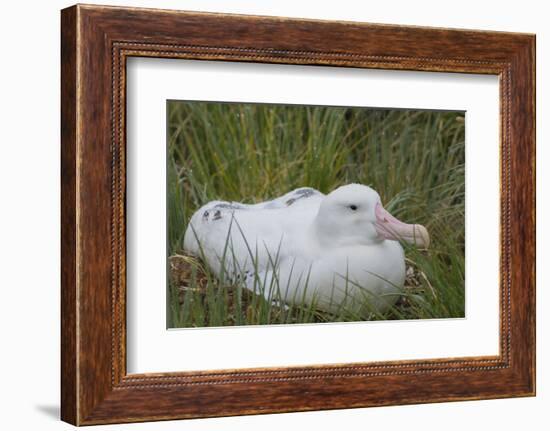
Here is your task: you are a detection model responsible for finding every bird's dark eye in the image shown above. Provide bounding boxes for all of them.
[349,205,358,211]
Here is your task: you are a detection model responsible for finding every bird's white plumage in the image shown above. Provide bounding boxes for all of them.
[183,184,424,315]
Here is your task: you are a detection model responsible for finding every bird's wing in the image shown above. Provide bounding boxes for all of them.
[183,187,323,280]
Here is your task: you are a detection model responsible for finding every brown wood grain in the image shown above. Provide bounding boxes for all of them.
[60,4,536,425]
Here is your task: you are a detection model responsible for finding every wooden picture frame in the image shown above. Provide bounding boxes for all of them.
[61,4,535,425]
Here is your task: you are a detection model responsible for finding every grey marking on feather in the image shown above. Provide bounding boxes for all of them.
[213,202,247,210]
[285,188,319,206]
[294,188,317,197]
[212,210,222,220]
[229,270,253,285]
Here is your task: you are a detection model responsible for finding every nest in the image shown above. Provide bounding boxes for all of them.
[169,253,429,312]
[168,253,208,303]
[168,253,260,322]
[395,257,435,309]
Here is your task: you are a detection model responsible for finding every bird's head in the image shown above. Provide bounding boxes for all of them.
[314,184,429,248]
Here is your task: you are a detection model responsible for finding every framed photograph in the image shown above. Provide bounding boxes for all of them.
[61,4,535,425]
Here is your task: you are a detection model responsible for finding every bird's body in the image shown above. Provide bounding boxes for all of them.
[183,184,429,315]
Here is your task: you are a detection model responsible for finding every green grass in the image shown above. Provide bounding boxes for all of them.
[167,101,465,328]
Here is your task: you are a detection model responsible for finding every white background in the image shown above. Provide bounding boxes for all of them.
[0,0,547,430]
[127,60,499,373]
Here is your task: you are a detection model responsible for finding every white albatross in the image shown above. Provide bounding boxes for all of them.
[183,184,429,315]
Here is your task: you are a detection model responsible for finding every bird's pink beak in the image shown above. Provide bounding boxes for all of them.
[374,202,430,248]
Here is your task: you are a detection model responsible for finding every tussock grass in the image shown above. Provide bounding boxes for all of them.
[167,101,465,328]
